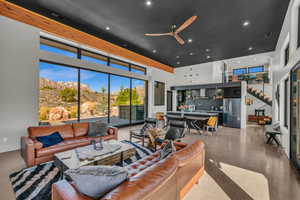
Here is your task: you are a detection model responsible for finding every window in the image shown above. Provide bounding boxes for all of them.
[154,81,165,105]
[248,66,264,73]
[40,38,77,58]
[285,43,289,66]
[132,79,147,123]
[284,78,289,128]
[39,62,78,122]
[81,50,108,66]
[233,68,247,75]
[80,70,109,123]
[110,59,130,71]
[131,65,146,75]
[110,75,131,126]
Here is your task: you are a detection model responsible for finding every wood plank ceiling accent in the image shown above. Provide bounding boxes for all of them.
[0,1,174,73]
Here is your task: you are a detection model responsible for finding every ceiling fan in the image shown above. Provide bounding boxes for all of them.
[145,15,197,45]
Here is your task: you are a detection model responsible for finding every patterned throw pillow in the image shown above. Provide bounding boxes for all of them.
[65,165,128,199]
[160,140,176,160]
[88,121,108,137]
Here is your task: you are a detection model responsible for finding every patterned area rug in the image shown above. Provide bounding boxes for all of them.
[9,140,153,200]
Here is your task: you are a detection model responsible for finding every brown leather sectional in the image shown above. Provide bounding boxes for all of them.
[21,122,118,167]
[52,140,205,200]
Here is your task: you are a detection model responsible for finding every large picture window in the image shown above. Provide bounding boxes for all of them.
[154,81,165,106]
[110,75,131,126]
[39,61,147,126]
[39,62,79,123]
[132,79,147,124]
[80,70,109,123]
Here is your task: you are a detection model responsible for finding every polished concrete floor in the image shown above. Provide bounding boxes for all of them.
[0,125,300,200]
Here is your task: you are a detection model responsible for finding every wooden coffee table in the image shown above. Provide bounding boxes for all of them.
[54,140,135,178]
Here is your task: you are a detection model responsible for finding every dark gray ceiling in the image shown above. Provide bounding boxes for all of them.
[9,0,290,67]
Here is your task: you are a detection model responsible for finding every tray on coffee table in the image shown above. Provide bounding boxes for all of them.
[54,140,135,178]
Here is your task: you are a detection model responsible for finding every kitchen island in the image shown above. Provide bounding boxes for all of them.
[166,111,219,134]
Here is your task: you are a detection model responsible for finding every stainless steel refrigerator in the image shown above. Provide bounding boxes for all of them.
[223,98,241,128]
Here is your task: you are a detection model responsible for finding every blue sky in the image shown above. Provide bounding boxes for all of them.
[40,62,144,93]
[40,45,145,92]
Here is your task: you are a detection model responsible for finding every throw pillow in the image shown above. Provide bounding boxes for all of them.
[160,140,176,160]
[36,132,63,148]
[140,123,154,135]
[88,121,108,137]
[65,165,128,199]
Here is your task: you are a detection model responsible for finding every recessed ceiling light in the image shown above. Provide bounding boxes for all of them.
[188,38,193,43]
[243,20,250,27]
[176,56,180,59]
[248,46,253,51]
[105,26,110,30]
[189,52,194,56]
[177,61,180,64]
[205,48,210,52]
[206,55,211,59]
[152,49,157,53]
[145,0,152,6]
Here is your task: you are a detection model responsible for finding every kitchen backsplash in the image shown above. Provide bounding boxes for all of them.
[187,99,223,110]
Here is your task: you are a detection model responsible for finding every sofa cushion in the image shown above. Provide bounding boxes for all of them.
[126,151,160,177]
[73,122,89,137]
[28,124,74,139]
[36,140,90,158]
[36,132,64,148]
[65,165,128,199]
[88,121,108,137]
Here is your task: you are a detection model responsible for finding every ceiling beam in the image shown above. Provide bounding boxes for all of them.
[0,1,174,73]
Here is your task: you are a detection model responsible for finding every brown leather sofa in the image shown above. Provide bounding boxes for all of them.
[21,122,118,167]
[52,140,205,200]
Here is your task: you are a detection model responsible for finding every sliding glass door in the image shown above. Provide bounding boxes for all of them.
[80,70,109,123]
[291,66,300,171]
[39,61,148,126]
[109,75,131,126]
[131,79,147,124]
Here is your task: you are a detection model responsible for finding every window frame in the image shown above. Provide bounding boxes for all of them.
[233,68,247,75]
[38,60,148,126]
[248,66,264,73]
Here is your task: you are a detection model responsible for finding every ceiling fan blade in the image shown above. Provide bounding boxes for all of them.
[145,33,172,36]
[175,15,198,34]
[174,34,185,45]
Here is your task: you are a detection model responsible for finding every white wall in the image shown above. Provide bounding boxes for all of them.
[271,0,300,157]
[0,16,40,153]
[173,61,223,86]
[173,53,273,87]
[148,68,175,117]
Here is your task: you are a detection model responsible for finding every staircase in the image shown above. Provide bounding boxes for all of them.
[247,86,272,106]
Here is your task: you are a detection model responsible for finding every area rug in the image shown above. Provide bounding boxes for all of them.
[9,140,154,200]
